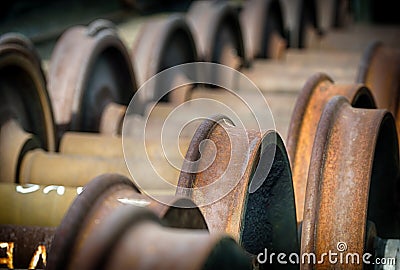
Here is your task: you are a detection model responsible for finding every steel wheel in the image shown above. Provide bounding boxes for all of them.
[301,97,400,269]
[187,1,245,70]
[240,0,286,61]
[48,19,137,134]
[132,15,197,105]
[177,115,299,266]
[287,73,376,221]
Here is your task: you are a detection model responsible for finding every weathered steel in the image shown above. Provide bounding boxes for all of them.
[187,1,245,70]
[0,225,55,269]
[287,73,376,221]
[48,19,137,134]
[301,97,400,269]
[177,116,298,267]
[0,33,56,183]
[357,41,400,143]
[240,0,287,61]
[132,15,197,106]
[47,174,251,270]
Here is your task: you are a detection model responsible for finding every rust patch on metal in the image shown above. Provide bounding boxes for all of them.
[301,97,400,269]
[287,73,376,221]
[357,42,400,147]
[47,174,213,270]
[177,116,298,259]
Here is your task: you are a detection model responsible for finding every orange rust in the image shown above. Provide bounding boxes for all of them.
[287,73,375,221]
[48,174,220,269]
[177,116,298,257]
[301,97,400,269]
[357,42,400,147]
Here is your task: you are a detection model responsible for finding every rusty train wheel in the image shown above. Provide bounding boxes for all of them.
[240,0,287,61]
[47,174,209,270]
[0,33,55,151]
[287,73,376,222]
[177,116,298,267]
[48,19,137,134]
[357,42,400,144]
[187,1,245,70]
[301,97,400,269]
[132,15,197,105]
[0,33,56,182]
[61,204,251,270]
[357,41,400,115]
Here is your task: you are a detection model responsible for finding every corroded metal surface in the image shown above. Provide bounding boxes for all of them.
[301,97,400,269]
[357,42,400,143]
[177,116,298,265]
[187,1,245,70]
[240,0,286,61]
[0,182,79,227]
[287,73,376,221]
[47,174,251,270]
[0,224,55,269]
[48,19,137,134]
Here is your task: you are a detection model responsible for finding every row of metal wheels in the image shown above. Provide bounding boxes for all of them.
[1,39,399,269]
[1,1,399,270]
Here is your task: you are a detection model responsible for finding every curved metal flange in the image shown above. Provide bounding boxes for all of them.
[177,116,299,264]
[0,33,55,150]
[287,72,376,221]
[240,0,287,61]
[301,97,400,269]
[357,42,400,143]
[47,174,211,270]
[60,203,251,270]
[187,1,245,70]
[0,33,56,182]
[48,19,137,134]
[132,14,197,105]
